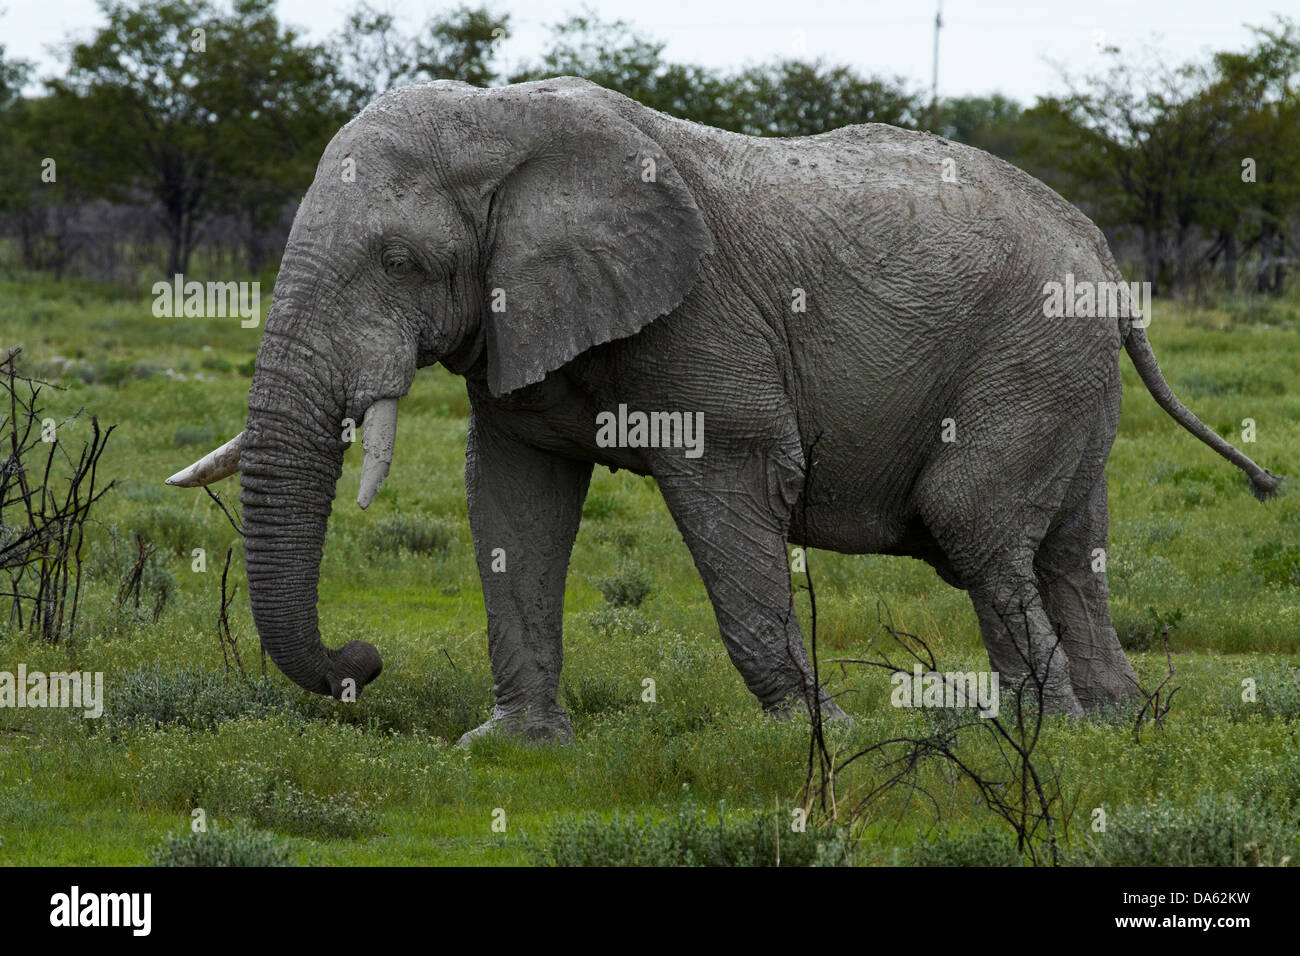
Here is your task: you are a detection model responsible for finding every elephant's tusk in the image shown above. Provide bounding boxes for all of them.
[165,431,245,487]
[357,399,398,509]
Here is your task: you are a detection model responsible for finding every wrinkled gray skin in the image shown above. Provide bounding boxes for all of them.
[170,78,1280,742]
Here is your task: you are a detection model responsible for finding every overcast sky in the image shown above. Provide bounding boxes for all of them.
[2,0,1292,103]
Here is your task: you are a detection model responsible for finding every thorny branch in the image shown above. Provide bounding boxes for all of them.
[1,347,115,643]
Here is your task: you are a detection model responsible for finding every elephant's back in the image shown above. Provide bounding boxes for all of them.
[705,124,1122,550]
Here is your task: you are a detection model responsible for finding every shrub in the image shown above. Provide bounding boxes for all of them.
[528,802,850,866]
[592,561,652,608]
[203,764,379,838]
[151,826,295,866]
[908,829,1026,866]
[367,513,453,556]
[173,424,216,447]
[86,533,177,623]
[101,665,301,732]
[116,479,165,504]
[1250,541,1300,588]
[1117,606,1182,653]
[1223,665,1300,721]
[1067,795,1296,866]
[129,504,208,557]
[582,606,662,642]
[562,675,631,718]
[582,488,626,520]
[1245,751,1300,814]
[589,523,638,552]
[322,665,492,741]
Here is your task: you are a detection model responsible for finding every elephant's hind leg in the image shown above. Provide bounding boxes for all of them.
[1035,476,1141,709]
[966,562,1084,717]
[914,443,1085,717]
[653,436,846,720]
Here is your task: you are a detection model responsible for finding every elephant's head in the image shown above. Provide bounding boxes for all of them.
[166,78,712,699]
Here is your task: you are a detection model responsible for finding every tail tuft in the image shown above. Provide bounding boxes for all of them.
[1250,470,1283,503]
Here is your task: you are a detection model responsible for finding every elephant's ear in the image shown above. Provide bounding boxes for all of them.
[481,84,713,396]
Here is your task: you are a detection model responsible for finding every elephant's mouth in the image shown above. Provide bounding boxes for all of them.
[439,325,485,375]
[167,397,401,510]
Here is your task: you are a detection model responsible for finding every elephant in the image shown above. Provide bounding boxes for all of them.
[167,77,1281,742]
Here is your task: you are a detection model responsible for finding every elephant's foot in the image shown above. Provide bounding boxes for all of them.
[768,690,849,723]
[1043,688,1086,719]
[1067,637,1145,712]
[455,704,574,747]
[1074,675,1143,712]
[994,676,1085,719]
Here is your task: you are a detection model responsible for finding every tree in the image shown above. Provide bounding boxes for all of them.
[1202,19,1300,293]
[729,60,922,136]
[1025,46,1219,295]
[509,12,730,127]
[1026,19,1300,296]
[0,43,34,223]
[46,0,340,276]
[0,41,29,111]
[513,12,921,136]
[202,0,345,271]
[333,2,509,113]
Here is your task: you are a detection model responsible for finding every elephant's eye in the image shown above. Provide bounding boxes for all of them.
[381,245,418,279]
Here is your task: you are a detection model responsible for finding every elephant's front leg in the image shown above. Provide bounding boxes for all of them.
[654,438,847,721]
[457,413,593,745]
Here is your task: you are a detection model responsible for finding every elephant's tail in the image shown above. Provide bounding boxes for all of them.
[1124,321,1282,502]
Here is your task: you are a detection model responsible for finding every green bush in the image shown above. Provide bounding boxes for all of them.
[1250,541,1300,588]
[908,829,1026,866]
[1223,665,1300,721]
[86,532,177,622]
[173,424,216,447]
[116,479,166,504]
[528,802,851,866]
[202,764,379,838]
[101,665,301,732]
[1117,606,1183,653]
[562,675,632,718]
[581,488,627,520]
[588,522,639,553]
[151,826,295,866]
[1068,795,1297,866]
[1245,751,1300,814]
[319,665,492,741]
[367,513,453,556]
[128,504,209,557]
[582,606,663,642]
[592,561,653,608]
[1219,295,1299,329]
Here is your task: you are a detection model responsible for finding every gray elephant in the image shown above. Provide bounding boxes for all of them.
[167,78,1280,741]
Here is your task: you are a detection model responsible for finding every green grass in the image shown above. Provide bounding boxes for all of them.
[1,273,1297,865]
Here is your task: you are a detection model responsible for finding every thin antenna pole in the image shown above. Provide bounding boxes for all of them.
[930,1,943,129]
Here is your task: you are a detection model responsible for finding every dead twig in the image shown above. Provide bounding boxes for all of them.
[216,547,244,677]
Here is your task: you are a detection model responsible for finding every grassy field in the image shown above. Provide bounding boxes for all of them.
[1,274,1298,866]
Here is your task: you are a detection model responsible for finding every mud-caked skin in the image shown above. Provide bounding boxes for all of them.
[168,78,1281,741]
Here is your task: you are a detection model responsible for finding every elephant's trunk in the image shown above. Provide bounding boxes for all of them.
[236,327,383,700]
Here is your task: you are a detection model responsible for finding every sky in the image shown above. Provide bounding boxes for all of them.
[1,0,1293,103]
